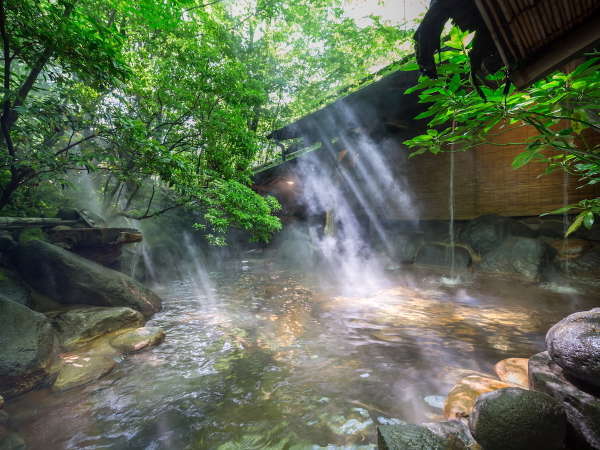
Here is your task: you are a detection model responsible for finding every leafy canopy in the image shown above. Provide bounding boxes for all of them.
[1,0,411,243]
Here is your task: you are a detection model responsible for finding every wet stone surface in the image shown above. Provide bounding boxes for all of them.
[4,263,600,449]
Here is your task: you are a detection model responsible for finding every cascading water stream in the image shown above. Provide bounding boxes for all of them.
[448,146,456,279]
[562,170,570,276]
[442,121,459,285]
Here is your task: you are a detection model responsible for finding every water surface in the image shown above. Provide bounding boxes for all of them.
[7,261,599,449]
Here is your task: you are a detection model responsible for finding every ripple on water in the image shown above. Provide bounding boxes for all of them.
[6,266,599,449]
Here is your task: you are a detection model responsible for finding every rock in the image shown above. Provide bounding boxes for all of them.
[560,247,600,278]
[0,298,57,398]
[46,227,143,268]
[460,215,537,256]
[273,226,318,267]
[529,351,600,449]
[0,396,3,409]
[424,420,480,449]
[494,358,529,388]
[547,239,591,260]
[0,432,26,450]
[415,243,471,270]
[16,240,161,318]
[444,375,517,420]
[47,227,142,248]
[469,387,566,450]
[480,237,554,281]
[0,270,31,307]
[57,207,82,221]
[52,353,116,392]
[47,306,145,350]
[0,232,16,253]
[546,308,600,388]
[110,327,165,353]
[378,423,463,450]
[538,220,567,239]
[392,234,424,263]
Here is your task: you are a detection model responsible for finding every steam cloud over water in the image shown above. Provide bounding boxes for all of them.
[289,105,418,293]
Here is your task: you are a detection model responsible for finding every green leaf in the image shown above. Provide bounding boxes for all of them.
[566,212,585,237]
[583,211,595,230]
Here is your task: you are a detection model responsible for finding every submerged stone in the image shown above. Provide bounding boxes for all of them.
[17,240,162,318]
[529,351,600,449]
[110,327,165,353]
[469,387,566,450]
[47,306,145,350]
[52,353,116,392]
[545,308,600,388]
[377,423,460,450]
[0,432,26,450]
[444,375,517,420]
[494,358,529,388]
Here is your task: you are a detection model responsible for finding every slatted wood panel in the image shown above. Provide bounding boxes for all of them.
[383,124,600,221]
[475,0,600,87]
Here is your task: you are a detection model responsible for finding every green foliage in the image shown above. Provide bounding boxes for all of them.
[404,28,600,236]
[18,227,46,244]
[1,0,412,244]
[197,179,282,246]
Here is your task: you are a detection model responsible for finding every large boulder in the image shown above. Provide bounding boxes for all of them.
[0,298,58,398]
[415,243,471,270]
[0,270,31,307]
[529,352,600,449]
[444,375,517,420]
[47,306,145,350]
[546,308,600,388]
[16,240,161,318]
[469,387,566,450]
[460,215,536,256]
[392,233,424,263]
[479,237,553,281]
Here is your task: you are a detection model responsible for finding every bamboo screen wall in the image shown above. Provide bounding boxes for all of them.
[384,124,600,221]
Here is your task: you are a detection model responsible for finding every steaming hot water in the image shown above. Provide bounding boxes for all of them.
[7,261,598,449]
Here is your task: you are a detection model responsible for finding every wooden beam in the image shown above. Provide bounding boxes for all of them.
[511,12,600,88]
[0,217,79,229]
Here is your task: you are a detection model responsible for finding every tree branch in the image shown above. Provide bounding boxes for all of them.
[54,133,98,156]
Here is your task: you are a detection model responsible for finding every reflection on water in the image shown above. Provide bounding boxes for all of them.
[6,262,599,449]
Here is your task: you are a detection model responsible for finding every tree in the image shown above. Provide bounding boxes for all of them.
[1,0,413,244]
